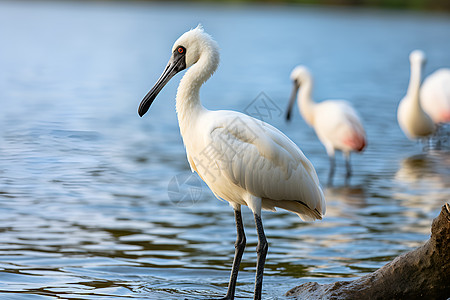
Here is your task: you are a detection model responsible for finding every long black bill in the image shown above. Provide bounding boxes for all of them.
[286,81,299,121]
[138,46,186,117]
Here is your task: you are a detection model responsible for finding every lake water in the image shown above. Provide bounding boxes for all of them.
[0,1,449,299]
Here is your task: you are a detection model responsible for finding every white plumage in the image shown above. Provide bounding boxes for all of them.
[397,50,435,140]
[188,110,325,221]
[420,68,450,124]
[138,26,325,300]
[287,65,366,185]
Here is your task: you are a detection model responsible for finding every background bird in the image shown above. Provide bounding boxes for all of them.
[420,68,450,125]
[397,50,435,140]
[138,26,325,300]
[286,65,366,186]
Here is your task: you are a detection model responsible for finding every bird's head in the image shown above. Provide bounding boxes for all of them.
[138,25,219,117]
[286,65,312,121]
[171,25,218,69]
[409,49,426,66]
[290,65,312,84]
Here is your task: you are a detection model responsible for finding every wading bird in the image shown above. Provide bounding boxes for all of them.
[397,50,435,140]
[420,68,450,125]
[138,26,325,300]
[286,66,366,186]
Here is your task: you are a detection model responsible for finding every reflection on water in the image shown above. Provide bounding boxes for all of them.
[395,151,450,215]
[325,185,368,208]
[396,152,449,184]
[0,1,449,299]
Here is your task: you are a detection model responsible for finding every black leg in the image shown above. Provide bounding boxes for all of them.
[434,124,442,150]
[253,213,268,300]
[327,155,336,187]
[345,153,352,184]
[214,208,246,300]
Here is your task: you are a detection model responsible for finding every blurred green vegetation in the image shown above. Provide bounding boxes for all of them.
[187,0,450,11]
[288,0,450,11]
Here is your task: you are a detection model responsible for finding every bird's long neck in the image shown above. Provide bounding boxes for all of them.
[406,60,423,108]
[176,47,219,136]
[298,76,316,126]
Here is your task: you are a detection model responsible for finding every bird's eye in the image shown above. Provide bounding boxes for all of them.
[178,47,184,54]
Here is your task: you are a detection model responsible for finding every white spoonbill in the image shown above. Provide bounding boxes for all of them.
[420,68,450,125]
[286,65,366,186]
[138,26,325,300]
[397,50,435,140]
